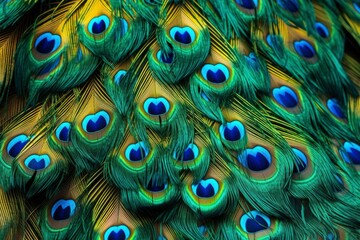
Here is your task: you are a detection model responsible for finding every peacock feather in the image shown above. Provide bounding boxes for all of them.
[1,0,360,239]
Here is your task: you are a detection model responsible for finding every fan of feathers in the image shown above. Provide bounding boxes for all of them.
[1,0,360,239]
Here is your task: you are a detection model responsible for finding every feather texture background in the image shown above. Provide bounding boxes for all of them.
[1,0,360,239]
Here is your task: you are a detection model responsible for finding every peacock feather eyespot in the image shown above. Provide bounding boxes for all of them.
[81,110,110,133]
[191,178,219,198]
[143,97,170,116]
[146,180,168,192]
[219,120,246,142]
[198,225,207,236]
[292,148,308,173]
[56,122,71,142]
[34,32,61,54]
[51,199,76,221]
[294,40,316,59]
[326,98,346,119]
[272,86,299,108]
[326,233,335,240]
[104,225,131,240]
[240,210,271,233]
[169,26,196,45]
[173,143,199,162]
[277,0,299,13]
[238,146,272,171]
[266,34,277,48]
[24,154,51,171]
[156,50,174,64]
[235,0,258,9]
[88,15,110,35]
[201,64,230,84]
[315,22,330,38]
[6,134,30,158]
[125,142,149,162]
[245,52,259,68]
[339,142,360,165]
[114,70,127,85]
[6,0,360,235]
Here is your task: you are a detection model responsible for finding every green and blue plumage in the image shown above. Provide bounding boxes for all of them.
[1,0,360,239]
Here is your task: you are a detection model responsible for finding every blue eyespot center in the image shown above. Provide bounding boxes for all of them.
[156,50,174,64]
[143,97,170,116]
[315,22,329,38]
[51,199,76,221]
[169,26,196,44]
[326,98,346,119]
[174,143,199,161]
[82,110,110,133]
[326,233,336,240]
[240,210,271,233]
[6,134,30,158]
[146,176,168,192]
[292,148,308,173]
[88,15,110,34]
[238,146,272,171]
[266,34,278,48]
[34,32,61,54]
[272,86,299,108]
[125,142,149,162]
[219,120,246,142]
[114,70,127,85]
[201,64,230,84]
[192,178,219,198]
[294,40,316,58]
[56,122,71,142]
[24,154,51,170]
[340,141,360,165]
[198,225,207,235]
[104,225,131,240]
